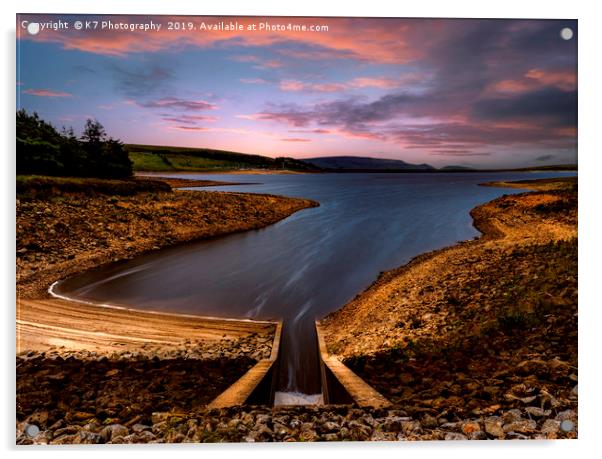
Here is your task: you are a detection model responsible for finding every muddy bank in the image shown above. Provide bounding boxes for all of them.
[16,175,318,299]
[320,177,577,435]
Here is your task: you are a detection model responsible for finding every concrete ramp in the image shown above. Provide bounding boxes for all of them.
[208,321,282,408]
[316,321,391,408]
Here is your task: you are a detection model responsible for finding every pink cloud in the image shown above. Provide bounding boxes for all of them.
[22,88,71,97]
[490,68,576,94]
[19,16,421,64]
[279,76,400,93]
[281,138,311,142]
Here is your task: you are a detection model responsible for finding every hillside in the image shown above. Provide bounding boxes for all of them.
[304,156,435,171]
[126,144,319,172]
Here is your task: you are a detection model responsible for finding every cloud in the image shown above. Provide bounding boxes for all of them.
[288,129,330,134]
[161,114,219,124]
[240,78,269,84]
[535,154,555,161]
[169,125,209,132]
[19,15,423,64]
[278,76,401,93]
[112,63,173,98]
[490,68,577,94]
[472,87,577,126]
[429,151,492,156]
[138,97,217,111]
[280,138,311,142]
[22,88,71,97]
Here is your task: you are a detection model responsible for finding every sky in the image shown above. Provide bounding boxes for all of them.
[16,15,577,168]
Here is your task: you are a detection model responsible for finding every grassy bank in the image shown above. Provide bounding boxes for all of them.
[126,144,319,173]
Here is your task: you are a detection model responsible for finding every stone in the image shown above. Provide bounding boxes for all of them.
[501,409,523,424]
[100,424,129,443]
[132,423,151,433]
[25,411,49,429]
[484,416,505,438]
[556,409,577,422]
[76,430,103,444]
[525,406,550,417]
[445,432,468,440]
[52,434,78,444]
[321,421,339,433]
[461,421,481,435]
[422,414,438,429]
[272,422,290,437]
[541,419,561,437]
[468,431,488,440]
[503,419,537,434]
[560,420,575,433]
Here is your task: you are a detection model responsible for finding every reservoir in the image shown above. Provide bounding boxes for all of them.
[55,171,575,397]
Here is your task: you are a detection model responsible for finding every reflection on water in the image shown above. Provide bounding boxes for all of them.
[56,171,575,394]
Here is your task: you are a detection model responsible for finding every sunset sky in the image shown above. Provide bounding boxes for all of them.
[16,15,577,168]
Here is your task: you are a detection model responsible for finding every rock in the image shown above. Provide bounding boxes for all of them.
[461,421,481,435]
[76,430,103,444]
[320,421,339,433]
[560,420,575,433]
[25,411,49,429]
[501,409,523,424]
[484,416,505,438]
[422,414,438,429]
[541,419,561,437]
[100,424,129,443]
[503,419,537,434]
[525,406,551,417]
[445,432,468,440]
[151,412,171,424]
[53,425,79,437]
[135,431,156,442]
[468,431,488,440]
[52,433,78,444]
[299,427,319,442]
[556,409,577,422]
[132,423,151,433]
[272,422,290,437]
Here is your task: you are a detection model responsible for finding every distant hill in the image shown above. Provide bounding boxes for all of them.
[126,144,320,172]
[440,165,476,171]
[304,156,435,171]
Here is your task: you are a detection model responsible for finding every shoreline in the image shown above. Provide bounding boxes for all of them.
[17,177,318,301]
[320,176,577,439]
[16,174,317,358]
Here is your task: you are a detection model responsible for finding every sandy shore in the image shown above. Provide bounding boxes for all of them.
[17,297,275,357]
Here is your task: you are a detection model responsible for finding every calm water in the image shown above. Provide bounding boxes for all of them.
[55,171,575,394]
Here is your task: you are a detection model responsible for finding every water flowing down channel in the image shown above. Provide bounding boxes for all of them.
[54,171,575,398]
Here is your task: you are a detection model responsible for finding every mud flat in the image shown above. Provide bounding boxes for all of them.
[320,177,577,438]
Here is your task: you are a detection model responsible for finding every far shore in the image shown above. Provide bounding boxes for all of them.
[136,168,310,176]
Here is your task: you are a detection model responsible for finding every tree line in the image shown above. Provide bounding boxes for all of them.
[16,110,133,178]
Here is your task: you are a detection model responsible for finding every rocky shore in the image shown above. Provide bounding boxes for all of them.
[17,403,576,444]
[17,175,317,299]
[16,175,578,443]
[321,177,578,439]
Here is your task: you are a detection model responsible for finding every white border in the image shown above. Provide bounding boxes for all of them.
[3,1,601,458]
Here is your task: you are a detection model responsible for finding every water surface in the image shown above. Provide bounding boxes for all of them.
[56,171,575,394]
